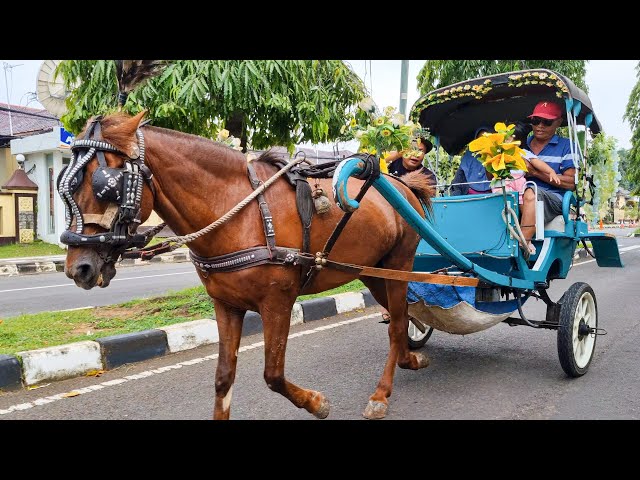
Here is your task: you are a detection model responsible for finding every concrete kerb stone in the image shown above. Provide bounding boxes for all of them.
[0,289,381,391]
[18,341,103,387]
[160,319,219,353]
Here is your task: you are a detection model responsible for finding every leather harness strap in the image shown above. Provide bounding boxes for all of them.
[318,259,479,286]
[247,162,276,253]
[190,246,299,273]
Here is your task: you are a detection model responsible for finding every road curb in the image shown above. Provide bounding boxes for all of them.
[0,289,380,391]
[0,251,189,277]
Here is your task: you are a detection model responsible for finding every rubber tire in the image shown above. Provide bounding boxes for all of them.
[408,316,434,349]
[557,282,598,377]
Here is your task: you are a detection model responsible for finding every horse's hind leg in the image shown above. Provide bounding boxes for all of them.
[211,299,245,420]
[261,297,330,419]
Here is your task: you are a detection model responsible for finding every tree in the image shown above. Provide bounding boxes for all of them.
[617,148,637,192]
[583,133,620,222]
[57,60,367,152]
[624,62,640,192]
[416,60,588,96]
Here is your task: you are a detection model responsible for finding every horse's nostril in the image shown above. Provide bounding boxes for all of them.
[75,262,95,282]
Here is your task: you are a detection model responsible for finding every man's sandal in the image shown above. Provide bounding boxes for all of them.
[380,312,391,324]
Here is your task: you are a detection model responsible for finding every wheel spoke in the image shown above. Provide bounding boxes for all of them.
[578,297,587,320]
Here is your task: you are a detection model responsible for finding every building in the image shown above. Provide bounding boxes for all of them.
[0,103,60,245]
[612,188,639,223]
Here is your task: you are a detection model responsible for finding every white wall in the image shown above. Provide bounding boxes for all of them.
[10,128,71,247]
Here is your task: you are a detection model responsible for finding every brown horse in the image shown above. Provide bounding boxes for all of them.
[60,111,434,419]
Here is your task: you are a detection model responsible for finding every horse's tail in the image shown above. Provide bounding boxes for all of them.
[398,170,435,217]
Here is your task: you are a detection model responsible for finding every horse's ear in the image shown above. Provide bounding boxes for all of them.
[132,110,147,126]
[119,110,147,158]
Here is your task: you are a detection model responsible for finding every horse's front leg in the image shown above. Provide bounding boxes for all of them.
[261,296,330,419]
[363,279,430,420]
[211,299,245,420]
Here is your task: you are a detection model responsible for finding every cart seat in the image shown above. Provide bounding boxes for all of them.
[545,215,565,232]
[413,192,521,274]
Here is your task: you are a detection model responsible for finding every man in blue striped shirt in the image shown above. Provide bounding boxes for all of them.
[520,101,577,251]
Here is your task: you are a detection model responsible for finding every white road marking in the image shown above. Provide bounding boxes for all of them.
[0,270,195,294]
[0,312,380,416]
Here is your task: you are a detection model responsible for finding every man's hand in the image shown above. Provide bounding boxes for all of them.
[524,159,539,177]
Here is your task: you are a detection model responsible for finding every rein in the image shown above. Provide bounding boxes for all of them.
[61,117,461,287]
[122,155,308,261]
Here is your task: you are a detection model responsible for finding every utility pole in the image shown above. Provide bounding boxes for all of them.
[399,60,409,117]
[2,62,23,136]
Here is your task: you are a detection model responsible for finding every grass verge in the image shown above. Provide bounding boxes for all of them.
[0,240,66,259]
[0,280,366,356]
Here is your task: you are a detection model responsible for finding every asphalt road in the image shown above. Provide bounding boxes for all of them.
[1,235,638,420]
[0,262,203,318]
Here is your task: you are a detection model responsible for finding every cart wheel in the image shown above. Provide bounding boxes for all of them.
[408,316,434,349]
[557,282,598,377]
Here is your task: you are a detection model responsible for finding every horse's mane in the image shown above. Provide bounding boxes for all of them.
[393,170,435,216]
[254,150,289,166]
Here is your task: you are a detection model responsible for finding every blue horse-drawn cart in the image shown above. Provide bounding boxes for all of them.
[333,69,623,377]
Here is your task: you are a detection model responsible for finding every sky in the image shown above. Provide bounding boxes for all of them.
[2,60,637,150]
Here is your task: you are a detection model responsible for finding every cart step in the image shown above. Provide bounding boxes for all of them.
[581,233,623,267]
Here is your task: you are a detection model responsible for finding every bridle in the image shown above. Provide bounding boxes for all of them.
[57,116,156,262]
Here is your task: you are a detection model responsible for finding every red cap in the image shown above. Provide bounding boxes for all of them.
[528,101,562,120]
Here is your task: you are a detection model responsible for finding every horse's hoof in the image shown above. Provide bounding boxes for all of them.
[413,351,431,369]
[313,394,330,419]
[363,400,388,419]
[309,391,330,419]
[398,351,431,370]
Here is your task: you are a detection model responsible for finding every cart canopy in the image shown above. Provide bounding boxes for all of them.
[410,69,602,155]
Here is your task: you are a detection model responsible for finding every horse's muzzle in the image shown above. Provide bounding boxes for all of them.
[65,251,117,289]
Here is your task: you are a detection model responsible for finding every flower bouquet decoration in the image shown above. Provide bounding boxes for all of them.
[216,129,242,151]
[341,97,428,174]
[468,122,528,187]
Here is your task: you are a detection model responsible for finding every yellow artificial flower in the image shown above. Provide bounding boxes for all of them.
[379,158,389,174]
[494,122,514,132]
[468,123,530,184]
[483,153,506,171]
[468,133,505,154]
[511,153,528,171]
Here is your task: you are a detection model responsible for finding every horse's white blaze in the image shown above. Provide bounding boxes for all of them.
[222,386,233,411]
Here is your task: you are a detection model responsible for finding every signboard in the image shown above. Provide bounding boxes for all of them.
[59,127,75,148]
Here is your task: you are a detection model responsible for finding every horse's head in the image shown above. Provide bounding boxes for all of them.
[59,111,154,289]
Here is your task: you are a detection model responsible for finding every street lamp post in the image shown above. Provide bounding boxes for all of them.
[399,60,409,117]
